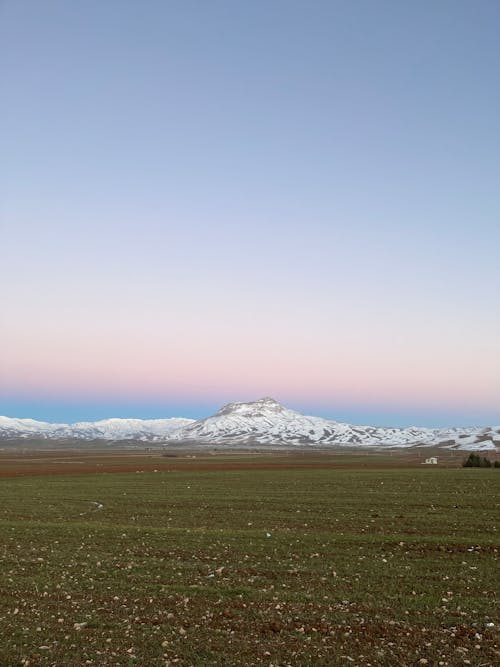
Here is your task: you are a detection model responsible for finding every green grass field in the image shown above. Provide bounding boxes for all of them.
[0,464,498,665]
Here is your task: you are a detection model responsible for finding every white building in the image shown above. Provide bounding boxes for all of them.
[422,456,438,465]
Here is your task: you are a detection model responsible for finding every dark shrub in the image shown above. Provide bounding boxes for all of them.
[463,453,495,468]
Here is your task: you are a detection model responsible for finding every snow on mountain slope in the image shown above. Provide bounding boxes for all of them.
[167,397,340,444]
[166,398,500,450]
[0,398,498,450]
[0,415,194,441]
[167,396,432,446]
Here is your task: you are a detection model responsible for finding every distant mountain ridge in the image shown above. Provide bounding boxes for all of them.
[1,397,498,450]
[0,416,193,441]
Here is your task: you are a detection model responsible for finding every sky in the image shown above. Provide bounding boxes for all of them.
[1,0,499,427]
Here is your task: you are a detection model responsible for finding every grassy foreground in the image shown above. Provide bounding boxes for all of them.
[0,465,498,666]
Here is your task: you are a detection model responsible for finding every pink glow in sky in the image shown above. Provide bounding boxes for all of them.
[1,2,499,425]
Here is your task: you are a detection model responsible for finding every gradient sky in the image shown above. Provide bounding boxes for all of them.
[1,1,499,426]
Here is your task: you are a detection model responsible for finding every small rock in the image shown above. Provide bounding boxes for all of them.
[73,622,87,631]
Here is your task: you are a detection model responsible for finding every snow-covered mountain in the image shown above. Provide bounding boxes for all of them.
[0,415,193,441]
[166,398,499,450]
[0,398,498,450]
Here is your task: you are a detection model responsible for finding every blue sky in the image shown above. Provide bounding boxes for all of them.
[1,1,499,426]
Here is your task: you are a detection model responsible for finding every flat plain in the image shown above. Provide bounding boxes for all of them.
[0,451,498,666]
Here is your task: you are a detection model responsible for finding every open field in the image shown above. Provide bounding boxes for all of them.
[0,447,487,478]
[0,456,498,665]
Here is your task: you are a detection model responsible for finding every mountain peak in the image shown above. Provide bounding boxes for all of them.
[215,397,285,417]
[254,397,282,406]
[1,403,498,451]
